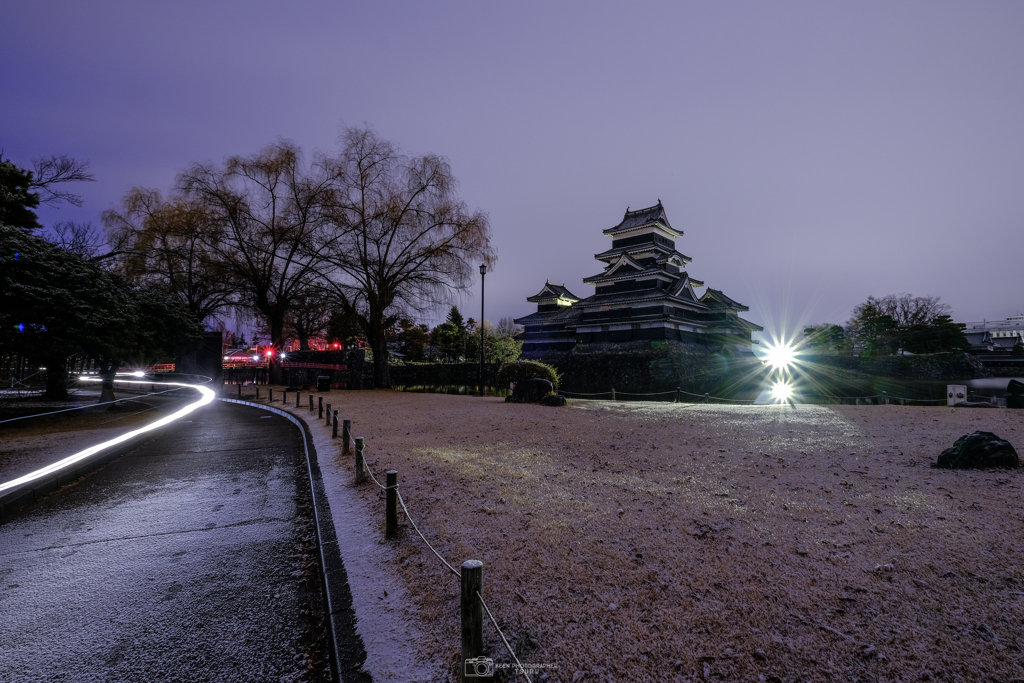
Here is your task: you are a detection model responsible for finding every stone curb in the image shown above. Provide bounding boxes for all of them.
[219,398,371,683]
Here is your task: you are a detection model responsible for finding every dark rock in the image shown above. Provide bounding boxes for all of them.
[1008,380,1024,410]
[506,378,555,404]
[540,394,567,407]
[934,431,1019,469]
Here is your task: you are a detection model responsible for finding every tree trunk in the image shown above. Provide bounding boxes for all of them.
[269,314,286,385]
[371,333,390,388]
[43,353,69,401]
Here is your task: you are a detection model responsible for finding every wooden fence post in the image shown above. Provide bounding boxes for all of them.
[386,470,398,538]
[332,410,339,438]
[676,387,680,403]
[611,388,616,401]
[354,437,365,484]
[461,560,484,671]
[343,419,352,454]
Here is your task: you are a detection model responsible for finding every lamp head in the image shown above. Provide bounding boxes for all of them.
[479,263,487,275]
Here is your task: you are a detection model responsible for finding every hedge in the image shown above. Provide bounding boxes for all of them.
[496,360,561,389]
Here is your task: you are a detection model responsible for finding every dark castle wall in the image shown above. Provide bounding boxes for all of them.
[524,340,766,400]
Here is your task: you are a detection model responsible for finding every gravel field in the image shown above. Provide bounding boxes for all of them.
[282,389,1024,683]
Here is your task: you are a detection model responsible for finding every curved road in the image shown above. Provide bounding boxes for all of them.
[0,401,330,682]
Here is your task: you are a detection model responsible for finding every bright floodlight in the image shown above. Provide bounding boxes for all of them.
[764,342,796,371]
[252,355,259,361]
[132,371,145,377]
[771,381,794,401]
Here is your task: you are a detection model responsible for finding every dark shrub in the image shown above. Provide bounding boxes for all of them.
[496,360,561,389]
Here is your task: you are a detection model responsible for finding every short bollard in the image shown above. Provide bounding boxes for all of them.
[675,386,681,403]
[704,392,710,403]
[332,410,339,438]
[611,387,616,401]
[386,470,398,538]
[238,384,242,398]
[354,437,365,484]
[283,390,287,405]
[296,391,300,408]
[269,388,273,403]
[309,395,314,412]
[318,396,323,419]
[256,387,260,400]
[343,419,352,455]
[461,560,484,670]
[326,404,332,427]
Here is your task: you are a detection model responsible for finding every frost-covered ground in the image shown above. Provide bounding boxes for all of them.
[241,390,1024,681]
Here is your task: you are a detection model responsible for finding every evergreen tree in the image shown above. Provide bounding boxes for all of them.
[0,158,41,230]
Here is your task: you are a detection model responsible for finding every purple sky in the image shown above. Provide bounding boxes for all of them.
[4,1,1023,342]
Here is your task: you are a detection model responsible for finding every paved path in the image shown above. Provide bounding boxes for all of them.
[0,401,328,682]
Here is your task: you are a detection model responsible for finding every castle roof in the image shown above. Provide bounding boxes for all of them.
[593,242,693,265]
[603,200,680,238]
[699,288,750,312]
[526,281,581,304]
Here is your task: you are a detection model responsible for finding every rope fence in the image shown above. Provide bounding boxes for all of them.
[558,386,755,404]
[354,436,533,682]
[242,387,536,681]
[241,381,1007,679]
[556,386,959,406]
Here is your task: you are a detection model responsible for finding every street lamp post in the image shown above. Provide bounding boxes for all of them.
[479,263,487,397]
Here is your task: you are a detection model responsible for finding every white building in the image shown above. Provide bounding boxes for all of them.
[964,314,1024,340]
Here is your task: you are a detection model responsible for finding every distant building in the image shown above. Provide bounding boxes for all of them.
[514,201,761,353]
[964,315,1024,342]
[964,330,994,353]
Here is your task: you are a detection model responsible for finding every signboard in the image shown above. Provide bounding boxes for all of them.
[947,385,966,407]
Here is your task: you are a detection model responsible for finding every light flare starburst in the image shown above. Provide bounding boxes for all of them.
[771,381,794,401]
[763,341,797,371]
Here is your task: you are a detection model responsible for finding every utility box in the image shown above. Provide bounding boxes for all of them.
[947,385,966,406]
[317,375,332,392]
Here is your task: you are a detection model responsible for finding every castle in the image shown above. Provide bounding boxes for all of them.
[515,201,761,354]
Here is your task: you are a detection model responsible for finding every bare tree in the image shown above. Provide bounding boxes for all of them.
[1,153,93,231]
[287,283,333,350]
[496,316,523,337]
[49,220,106,258]
[318,127,494,387]
[863,294,951,328]
[31,154,95,207]
[103,188,238,324]
[178,141,336,381]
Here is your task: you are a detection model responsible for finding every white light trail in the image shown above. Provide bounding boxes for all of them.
[0,379,215,494]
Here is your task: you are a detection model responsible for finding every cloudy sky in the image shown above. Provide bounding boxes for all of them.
[4,1,1022,342]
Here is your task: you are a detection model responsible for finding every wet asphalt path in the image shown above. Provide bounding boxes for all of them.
[0,401,325,682]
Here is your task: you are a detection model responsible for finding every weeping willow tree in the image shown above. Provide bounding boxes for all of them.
[317,127,494,388]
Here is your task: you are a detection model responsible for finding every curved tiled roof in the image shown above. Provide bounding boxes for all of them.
[603,200,679,237]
